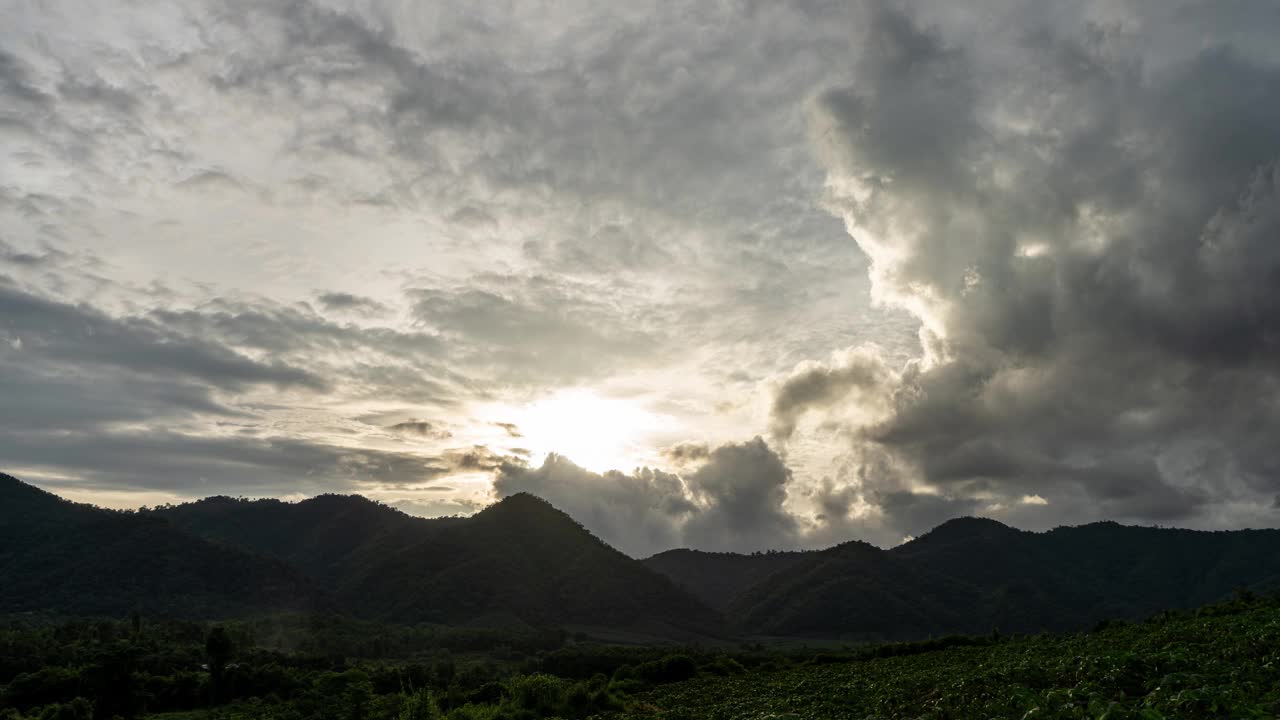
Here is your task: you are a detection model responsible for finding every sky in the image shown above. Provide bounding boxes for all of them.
[3,0,1280,556]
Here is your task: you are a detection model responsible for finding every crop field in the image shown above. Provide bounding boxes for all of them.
[6,599,1280,719]
[610,603,1280,720]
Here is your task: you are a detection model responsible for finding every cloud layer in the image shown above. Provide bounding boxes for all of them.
[495,438,797,557]
[774,0,1280,542]
[3,0,1279,551]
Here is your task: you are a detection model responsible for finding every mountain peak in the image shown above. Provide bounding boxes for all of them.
[906,516,1018,547]
[0,472,72,516]
[936,515,1014,531]
[480,492,573,522]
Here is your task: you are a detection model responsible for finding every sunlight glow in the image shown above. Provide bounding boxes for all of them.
[504,389,668,473]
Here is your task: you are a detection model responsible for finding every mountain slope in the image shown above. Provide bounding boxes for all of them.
[0,473,316,617]
[150,492,434,584]
[155,491,724,636]
[729,516,1280,638]
[12,470,1280,641]
[642,548,808,610]
[727,540,987,638]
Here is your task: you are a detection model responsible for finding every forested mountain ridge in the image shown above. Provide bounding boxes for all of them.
[641,548,809,610]
[2,474,721,636]
[649,515,1280,639]
[6,472,1280,641]
[0,473,318,617]
[151,490,724,636]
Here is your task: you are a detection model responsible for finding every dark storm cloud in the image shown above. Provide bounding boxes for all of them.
[661,442,710,464]
[0,356,237,432]
[495,438,796,557]
[782,0,1280,539]
[316,292,390,317]
[769,347,894,443]
[3,427,450,497]
[0,284,322,391]
[387,421,452,440]
[0,239,71,268]
[682,438,800,552]
[0,278,484,499]
[442,445,511,473]
[147,299,465,404]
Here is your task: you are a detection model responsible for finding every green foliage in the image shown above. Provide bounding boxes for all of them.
[607,598,1280,719]
[4,597,1279,720]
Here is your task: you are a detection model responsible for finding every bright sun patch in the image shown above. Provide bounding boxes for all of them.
[503,389,667,473]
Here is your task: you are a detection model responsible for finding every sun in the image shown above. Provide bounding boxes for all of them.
[505,389,665,473]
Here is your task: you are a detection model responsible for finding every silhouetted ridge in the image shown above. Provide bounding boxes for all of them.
[9,471,1280,640]
[642,548,809,611]
[154,486,722,636]
[827,539,885,555]
[895,516,1022,553]
[0,474,317,617]
[478,492,580,525]
[0,472,74,515]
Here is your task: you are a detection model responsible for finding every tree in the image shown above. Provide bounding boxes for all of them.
[205,627,234,705]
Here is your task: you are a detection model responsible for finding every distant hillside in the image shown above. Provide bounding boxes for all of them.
[642,548,808,610]
[728,539,984,638]
[153,491,724,637]
[0,473,316,617]
[9,471,1280,641]
[150,492,433,584]
[722,517,1280,639]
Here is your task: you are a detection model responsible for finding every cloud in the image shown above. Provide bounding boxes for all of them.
[495,438,796,556]
[788,0,1280,536]
[441,445,512,472]
[661,442,710,465]
[0,284,323,392]
[769,346,896,443]
[387,421,452,440]
[682,438,799,552]
[316,292,390,317]
[409,276,665,384]
[5,0,1280,547]
[4,428,450,498]
[491,422,522,438]
[494,454,694,557]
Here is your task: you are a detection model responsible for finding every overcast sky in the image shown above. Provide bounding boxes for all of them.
[3,0,1280,555]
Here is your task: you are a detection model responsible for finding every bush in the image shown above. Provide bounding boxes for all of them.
[508,674,565,716]
[634,655,697,685]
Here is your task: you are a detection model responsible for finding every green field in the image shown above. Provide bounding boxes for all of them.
[613,603,1280,720]
[4,598,1279,720]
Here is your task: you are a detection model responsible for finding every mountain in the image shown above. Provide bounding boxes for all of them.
[0,473,316,617]
[641,548,808,610]
[702,516,1280,639]
[725,540,980,638]
[153,491,724,637]
[149,492,433,584]
[9,470,1280,641]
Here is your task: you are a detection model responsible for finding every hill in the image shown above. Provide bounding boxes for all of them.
[9,470,1280,642]
[152,491,724,636]
[0,473,316,617]
[711,516,1280,638]
[641,548,808,610]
